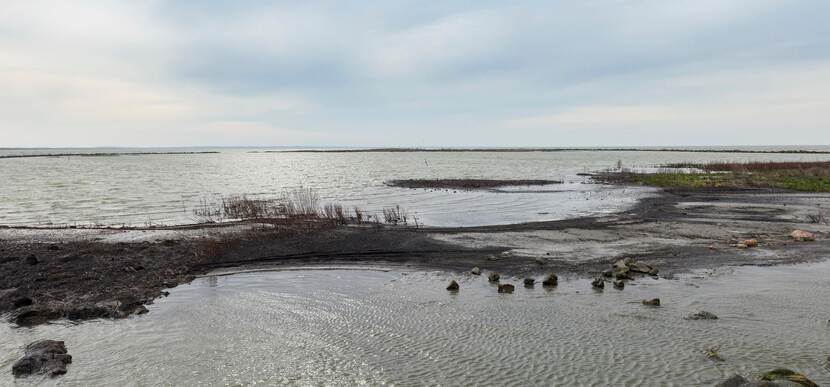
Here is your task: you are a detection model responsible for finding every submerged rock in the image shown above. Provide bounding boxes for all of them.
[687,311,718,320]
[542,273,558,287]
[471,267,481,275]
[716,374,748,387]
[497,284,515,294]
[523,278,535,287]
[613,280,624,290]
[642,298,660,306]
[446,280,459,291]
[761,368,818,387]
[790,230,816,242]
[488,272,500,283]
[591,278,604,289]
[12,340,72,377]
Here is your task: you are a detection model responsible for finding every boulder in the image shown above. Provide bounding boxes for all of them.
[642,298,660,306]
[497,284,515,293]
[523,278,535,287]
[488,272,500,282]
[446,280,459,291]
[790,230,816,242]
[761,368,818,387]
[471,267,481,275]
[12,340,72,377]
[686,311,718,320]
[591,278,604,289]
[613,280,624,290]
[602,269,613,278]
[542,274,558,287]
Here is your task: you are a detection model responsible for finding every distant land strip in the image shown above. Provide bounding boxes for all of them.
[0,151,220,159]
[261,148,830,154]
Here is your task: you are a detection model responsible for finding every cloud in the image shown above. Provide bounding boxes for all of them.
[0,0,829,146]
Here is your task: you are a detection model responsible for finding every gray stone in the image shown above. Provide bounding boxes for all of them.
[12,340,72,377]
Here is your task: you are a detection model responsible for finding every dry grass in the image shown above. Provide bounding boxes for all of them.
[193,188,411,227]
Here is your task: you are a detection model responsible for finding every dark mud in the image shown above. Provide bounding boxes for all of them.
[1,188,828,326]
[386,179,562,190]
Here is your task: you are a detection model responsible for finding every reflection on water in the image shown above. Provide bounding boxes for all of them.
[3,262,830,386]
[3,149,830,227]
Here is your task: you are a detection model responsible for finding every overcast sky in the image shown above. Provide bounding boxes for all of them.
[1,0,828,147]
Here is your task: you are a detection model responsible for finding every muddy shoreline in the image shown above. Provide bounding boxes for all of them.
[1,187,828,327]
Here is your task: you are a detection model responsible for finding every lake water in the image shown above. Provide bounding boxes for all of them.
[3,147,830,227]
[3,262,830,386]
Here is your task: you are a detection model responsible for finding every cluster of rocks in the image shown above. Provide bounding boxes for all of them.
[446,269,559,294]
[591,257,659,291]
[716,369,818,387]
[12,340,72,378]
[604,257,659,280]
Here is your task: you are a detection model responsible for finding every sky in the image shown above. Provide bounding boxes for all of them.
[1,0,828,147]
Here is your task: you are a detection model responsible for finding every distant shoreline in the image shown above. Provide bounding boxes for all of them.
[0,151,220,159]
[262,147,830,154]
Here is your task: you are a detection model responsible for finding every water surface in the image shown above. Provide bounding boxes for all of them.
[3,148,830,227]
[3,262,829,386]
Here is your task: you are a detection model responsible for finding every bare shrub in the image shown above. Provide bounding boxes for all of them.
[383,205,408,225]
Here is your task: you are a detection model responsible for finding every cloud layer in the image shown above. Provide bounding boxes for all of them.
[1,0,828,147]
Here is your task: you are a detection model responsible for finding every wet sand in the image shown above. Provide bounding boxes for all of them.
[1,188,828,327]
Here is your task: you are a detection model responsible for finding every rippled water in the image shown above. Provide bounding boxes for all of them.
[3,148,830,227]
[3,262,830,386]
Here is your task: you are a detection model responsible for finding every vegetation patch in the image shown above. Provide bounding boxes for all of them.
[596,160,830,192]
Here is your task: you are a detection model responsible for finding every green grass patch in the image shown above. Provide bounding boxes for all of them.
[603,170,830,192]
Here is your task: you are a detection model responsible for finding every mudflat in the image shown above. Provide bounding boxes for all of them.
[1,188,827,327]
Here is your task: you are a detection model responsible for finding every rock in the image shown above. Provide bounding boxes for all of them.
[542,273,558,287]
[497,284,515,293]
[790,230,816,242]
[12,340,72,377]
[628,261,658,276]
[612,259,632,279]
[488,272,500,282]
[24,254,39,265]
[602,269,613,278]
[716,374,749,387]
[642,298,660,306]
[471,267,481,275]
[523,278,535,287]
[591,278,604,289]
[14,306,62,326]
[686,311,718,320]
[613,280,624,290]
[135,305,149,315]
[742,239,759,248]
[446,280,459,291]
[761,368,818,387]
